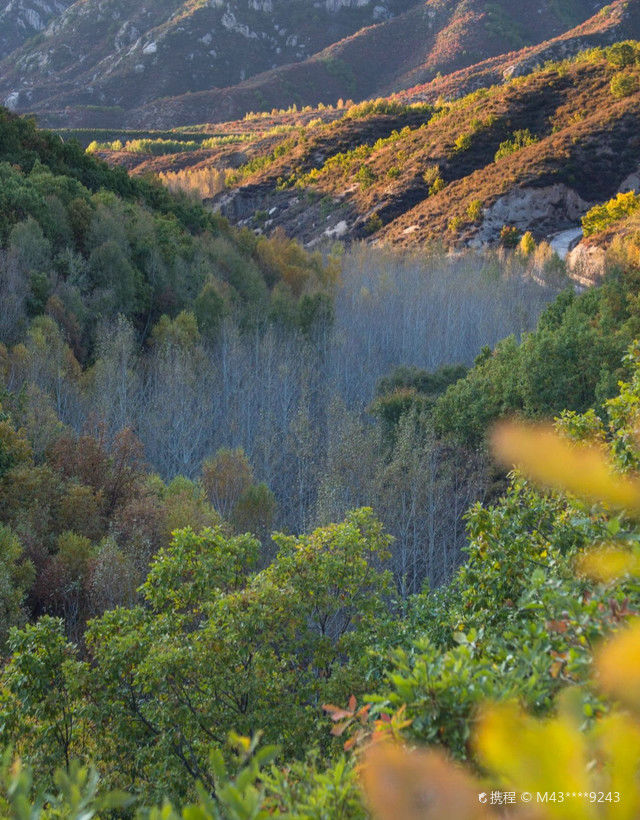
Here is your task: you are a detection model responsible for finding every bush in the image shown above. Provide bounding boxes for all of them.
[423,165,445,196]
[429,177,446,196]
[343,98,432,120]
[494,129,538,161]
[364,213,383,235]
[448,216,464,234]
[605,41,640,69]
[356,165,376,188]
[582,191,640,236]
[422,166,439,187]
[500,225,520,248]
[610,70,640,98]
[453,133,472,153]
[519,230,536,256]
[466,199,483,223]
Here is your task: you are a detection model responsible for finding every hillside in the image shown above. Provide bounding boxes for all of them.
[0,0,606,127]
[159,43,638,250]
[395,0,640,97]
[0,0,416,124]
[123,0,607,128]
[0,104,340,363]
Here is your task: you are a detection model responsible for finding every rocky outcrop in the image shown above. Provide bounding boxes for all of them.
[325,0,370,9]
[620,164,640,194]
[0,0,73,60]
[473,185,592,245]
[566,242,607,288]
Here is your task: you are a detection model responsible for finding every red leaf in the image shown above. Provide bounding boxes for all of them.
[322,703,340,713]
[331,720,352,737]
[550,660,563,679]
[546,620,568,633]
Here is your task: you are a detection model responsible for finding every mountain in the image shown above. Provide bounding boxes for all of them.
[396,0,640,102]
[0,0,416,123]
[0,0,73,61]
[0,0,607,127]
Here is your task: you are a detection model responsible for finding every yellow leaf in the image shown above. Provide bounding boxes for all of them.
[361,742,489,820]
[474,703,595,819]
[491,422,640,512]
[597,619,640,710]
[576,545,640,583]
[595,713,640,820]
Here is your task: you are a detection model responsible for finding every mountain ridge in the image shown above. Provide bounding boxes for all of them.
[0,0,416,122]
[1,0,608,127]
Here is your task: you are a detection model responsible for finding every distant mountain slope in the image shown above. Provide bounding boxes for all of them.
[396,0,640,102]
[199,44,640,248]
[0,0,416,122]
[0,0,72,61]
[1,0,606,127]
[124,0,607,129]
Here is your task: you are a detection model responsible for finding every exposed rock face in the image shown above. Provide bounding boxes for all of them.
[566,242,607,288]
[548,227,583,260]
[473,185,592,245]
[325,0,370,9]
[0,0,73,59]
[562,166,640,287]
[619,164,640,194]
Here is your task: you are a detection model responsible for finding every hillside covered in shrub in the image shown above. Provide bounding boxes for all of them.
[91,37,640,257]
[208,42,640,249]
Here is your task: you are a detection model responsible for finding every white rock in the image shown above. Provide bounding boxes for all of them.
[23,9,43,30]
[325,220,348,237]
[142,40,157,54]
[566,243,606,288]
[476,184,591,243]
[325,0,370,10]
[221,10,257,38]
[619,164,640,193]
[548,227,583,259]
[4,91,20,110]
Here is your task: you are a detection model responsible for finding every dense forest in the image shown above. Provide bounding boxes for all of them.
[3,107,640,816]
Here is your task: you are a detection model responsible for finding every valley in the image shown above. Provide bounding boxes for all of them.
[1,1,640,816]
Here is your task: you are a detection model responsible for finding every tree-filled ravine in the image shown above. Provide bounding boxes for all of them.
[4,107,640,816]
